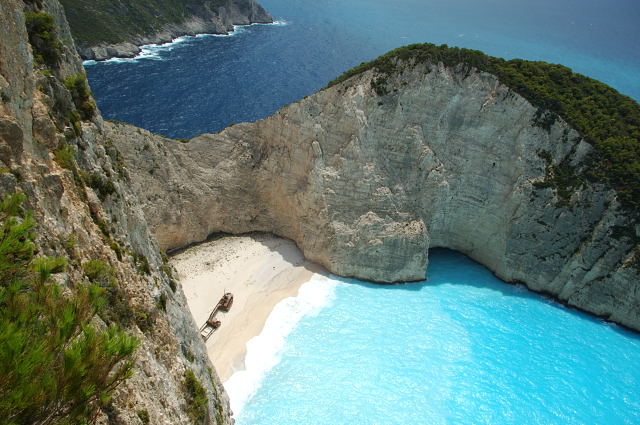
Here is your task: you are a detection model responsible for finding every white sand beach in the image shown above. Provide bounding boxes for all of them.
[170,233,322,381]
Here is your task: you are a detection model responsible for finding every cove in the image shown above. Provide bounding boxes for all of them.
[80,0,640,422]
[235,249,640,424]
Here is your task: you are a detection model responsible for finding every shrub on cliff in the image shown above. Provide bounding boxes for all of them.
[53,144,75,169]
[0,193,138,424]
[82,172,117,201]
[82,259,137,327]
[64,73,97,121]
[24,12,62,68]
[183,369,209,424]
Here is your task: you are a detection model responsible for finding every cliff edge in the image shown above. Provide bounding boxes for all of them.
[60,0,272,60]
[114,45,640,331]
[0,0,231,422]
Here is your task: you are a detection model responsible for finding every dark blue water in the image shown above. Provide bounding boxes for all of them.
[85,0,640,139]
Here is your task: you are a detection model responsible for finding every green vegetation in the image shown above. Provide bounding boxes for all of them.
[370,76,389,96]
[82,259,134,327]
[533,150,581,208]
[134,253,151,275]
[136,409,150,424]
[60,0,227,47]
[104,138,128,180]
[183,369,208,424]
[64,73,96,121]
[83,258,115,282]
[109,239,124,261]
[64,234,77,256]
[182,345,195,362]
[90,209,110,238]
[133,307,155,334]
[24,12,62,68]
[329,43,640,217]
[160,249,177,291]
[0,193,138,424]
[53,144,75,169]
[83,171,116,201]
[157,292,168,311]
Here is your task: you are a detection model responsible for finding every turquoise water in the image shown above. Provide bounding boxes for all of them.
[234,250,640,424]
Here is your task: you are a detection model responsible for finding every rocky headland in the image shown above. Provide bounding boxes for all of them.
[1,0,639,422]
[111,46,640,331]
[60,0,272,60]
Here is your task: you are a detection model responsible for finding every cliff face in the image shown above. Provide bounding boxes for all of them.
[113,61,640,331]
[60,0,272,60]
[0,0,231,423]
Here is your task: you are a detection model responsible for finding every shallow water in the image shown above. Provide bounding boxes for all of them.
[85,0,640,139]
[234,250,640,424]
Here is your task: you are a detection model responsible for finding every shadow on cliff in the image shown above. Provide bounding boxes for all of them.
[253,231,328,276]
[173,233,638,339]
[339,248,640,340]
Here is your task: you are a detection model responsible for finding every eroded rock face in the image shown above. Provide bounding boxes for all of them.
[1,1,232,423]
[113,61,639,330]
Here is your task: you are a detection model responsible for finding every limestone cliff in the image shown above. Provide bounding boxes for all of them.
[60,0,272,60]
[113,51,640,331]
[0,0,231,423]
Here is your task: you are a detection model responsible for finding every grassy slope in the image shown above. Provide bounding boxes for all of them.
[329,43,640,218]
[60,0,227,46]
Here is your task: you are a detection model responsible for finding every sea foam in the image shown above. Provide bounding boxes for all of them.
[224,273,338,417]
[82,21,288,66]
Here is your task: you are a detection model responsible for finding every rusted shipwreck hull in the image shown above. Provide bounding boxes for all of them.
[199,292,234,341]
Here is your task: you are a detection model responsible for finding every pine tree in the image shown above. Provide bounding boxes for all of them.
[0,193,138,425]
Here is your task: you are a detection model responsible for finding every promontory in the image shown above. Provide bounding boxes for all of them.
[1,0,639,422]
[113,44,640,331]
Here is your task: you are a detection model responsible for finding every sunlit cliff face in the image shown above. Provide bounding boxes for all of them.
[111,61,638,330]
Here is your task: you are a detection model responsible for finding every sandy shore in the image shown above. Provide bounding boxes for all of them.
[170,233,322,381]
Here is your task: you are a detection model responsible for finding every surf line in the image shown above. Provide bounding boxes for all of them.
[83,20,288,65]
[223,274,338,417]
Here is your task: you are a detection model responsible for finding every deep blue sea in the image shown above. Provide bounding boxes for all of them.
[85,0,640,139]
[84,1,640,423]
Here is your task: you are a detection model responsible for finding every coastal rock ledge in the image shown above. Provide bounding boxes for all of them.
[113,52,640,331]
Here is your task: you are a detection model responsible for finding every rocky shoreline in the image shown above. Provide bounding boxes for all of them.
[79,18,273,61]
[64,0,273,60]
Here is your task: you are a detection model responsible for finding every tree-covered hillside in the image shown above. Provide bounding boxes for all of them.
[61,0,232,46]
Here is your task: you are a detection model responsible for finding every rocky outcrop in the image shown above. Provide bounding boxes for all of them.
[60,0,272,60]
[113,59,640,331]
[0,0,231,423]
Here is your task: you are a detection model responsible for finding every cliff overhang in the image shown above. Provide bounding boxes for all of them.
[112,44,640,331]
